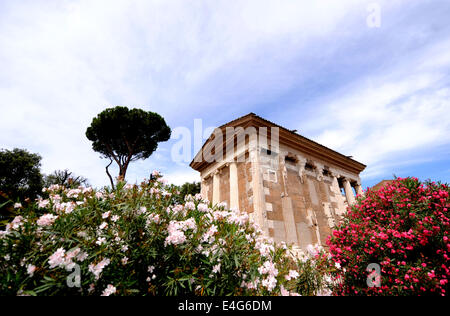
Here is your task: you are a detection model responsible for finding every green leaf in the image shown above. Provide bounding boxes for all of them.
[0,200,12,208]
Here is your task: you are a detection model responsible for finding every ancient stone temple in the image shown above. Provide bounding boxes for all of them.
[190,113,366,249]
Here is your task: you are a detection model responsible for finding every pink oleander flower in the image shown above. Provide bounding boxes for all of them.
[38,199,50,209]
[146,213,160,225]
[201,224,218,244]
[227,211,249,226]
[217,202,228,208]
[262,275,277,292]
[66,248,80,261]
[197,203,209,213]
[65,202,76,214]
[285,270,300,281]
[168,204,184,215]
[48,248,67,269]
[137,206,147,215]
[66,189,81,198]
[26,264,36,277]
[82,187,93,194]
[96,237,106,245]
[212,264,221,274]
[124,184,134,190]
[150,187,160,195]
[258,260,278,277]
[10,215,24,230]
[306,244,322,257]
[89,258,110,280]
[37,214,58,227]
[164,229,186,246]
[101,284,116,296]
[76,251,88,262]
[255,242,274,257]
[280,285,301,296]
[185,201,195,211]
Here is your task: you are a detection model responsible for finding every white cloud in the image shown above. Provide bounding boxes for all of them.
[0,0,369,186]
[305,39,450,179]
[163,169,201,186]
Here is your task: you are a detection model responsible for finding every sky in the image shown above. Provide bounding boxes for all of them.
[0,0,449,189]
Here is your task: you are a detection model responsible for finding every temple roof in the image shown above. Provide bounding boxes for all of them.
[190,113,366,174]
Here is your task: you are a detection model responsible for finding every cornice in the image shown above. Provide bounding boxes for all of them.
[190,113,366,174]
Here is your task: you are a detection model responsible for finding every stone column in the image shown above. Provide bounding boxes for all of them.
[200,177,207,200]
[279,152,289,197]
[330,173,346,216]
[282,196,299,244]
[229,161,239,210]
[355,183,364,196]
[212,170,220,205]
[249,132,267,234]
[343,178,356,205]
[331,175,340,191]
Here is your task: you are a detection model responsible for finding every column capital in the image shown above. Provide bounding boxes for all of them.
[316,169,324,182]
[295,154,307,164]
[330,171,340,179]
[355,183,364,196]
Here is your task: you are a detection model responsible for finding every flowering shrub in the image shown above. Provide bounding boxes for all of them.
[325,177,450,296]
[0,172,324,296]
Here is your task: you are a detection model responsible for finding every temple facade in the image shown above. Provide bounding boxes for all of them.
[190,113,366,249]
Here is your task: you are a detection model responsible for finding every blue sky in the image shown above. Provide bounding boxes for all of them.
[0,0,449,189]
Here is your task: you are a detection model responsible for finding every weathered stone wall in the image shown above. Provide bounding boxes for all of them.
[204,176,213,203]
[198,143,360,250]
[219,166,230,207]
[256,144,360,248]
[237,154,254,215]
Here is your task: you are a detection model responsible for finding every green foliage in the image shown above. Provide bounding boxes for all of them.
[0,174,325,296]
[0,195,13,229]
[293,257,328,296]
[85,107,171,185]
[0,148,43,201]
[0,148,43,228]
[44,169,89,189]
[172,182,201,204]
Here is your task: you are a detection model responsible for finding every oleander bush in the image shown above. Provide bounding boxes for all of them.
[0,172,326,296]
[325,177,450,296]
